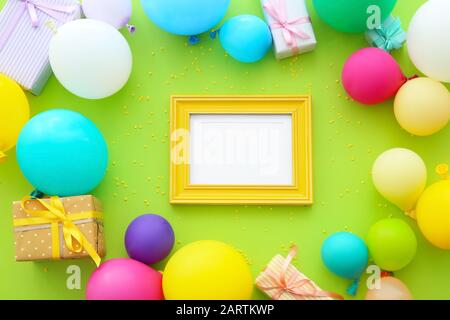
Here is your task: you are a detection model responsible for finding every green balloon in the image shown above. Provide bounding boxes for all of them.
[312,0,397,33]
[367,218,417,271]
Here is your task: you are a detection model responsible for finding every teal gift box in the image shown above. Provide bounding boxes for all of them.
[365,16,406,53]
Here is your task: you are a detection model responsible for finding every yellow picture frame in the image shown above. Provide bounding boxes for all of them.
[170,95,313,205]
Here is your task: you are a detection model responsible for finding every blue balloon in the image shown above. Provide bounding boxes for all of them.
[141,0,230,36]
[17,110,108,197]
[219,15,272,63]
[321,232,369,296]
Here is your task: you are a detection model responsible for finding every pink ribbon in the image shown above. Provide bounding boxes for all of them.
[0,0,77,52]
[259,245,344,300]
[263,0,311,54]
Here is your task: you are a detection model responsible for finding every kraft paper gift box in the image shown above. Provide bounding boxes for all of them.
[261,0,317,60]
[256,246,343,300]
[12,195,105,266]
[0,0,81,95]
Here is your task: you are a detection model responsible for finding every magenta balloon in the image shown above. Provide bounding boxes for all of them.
[86,258,164,300]
[342,48,406,105]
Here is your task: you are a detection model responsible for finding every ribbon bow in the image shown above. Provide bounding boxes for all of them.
[259,246,344,300]
[20,0,77,27]
[15,196,103,266]
[0,0,77,52]
[263,0,311,54]
[366,16,406,52]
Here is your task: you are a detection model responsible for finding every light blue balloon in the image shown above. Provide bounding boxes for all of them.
[141,0,230,36]
[219,15,272,63]
[321,232,369,296]
[16,110,108,197]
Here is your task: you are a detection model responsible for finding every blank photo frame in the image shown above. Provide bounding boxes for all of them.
[170,96,312,205]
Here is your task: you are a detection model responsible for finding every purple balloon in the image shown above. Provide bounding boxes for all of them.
[125,214,175,264]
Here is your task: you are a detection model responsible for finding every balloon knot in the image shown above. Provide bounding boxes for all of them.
[210,29,220,39]
[404,210,417,220]
[436,163,449,180]
[0,151,6,164]
[346,279,359,296]
[407,74,419,81]
[30,189,45,199]
[188,35,200,45]
[126,24,136,34]
[380,271,393,278]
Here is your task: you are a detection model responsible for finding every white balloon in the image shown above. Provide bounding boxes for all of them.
[407,0,450,83]
[82,0,132,30]
[49,19,132,99]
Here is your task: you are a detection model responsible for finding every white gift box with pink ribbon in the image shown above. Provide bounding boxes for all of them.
[0,0,80,95]
[261,0,317,60]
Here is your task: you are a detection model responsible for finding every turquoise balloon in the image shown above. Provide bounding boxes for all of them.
[321,232,369,296]
[313,0,397,33]
[219,15,272,63]
[16,110,108,197]
[141,0,230,36]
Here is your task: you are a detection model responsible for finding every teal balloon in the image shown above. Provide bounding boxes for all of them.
[219,15,272,63]
[321,232,369,296]
[17,110,108,197]
[313,0,397,33]
[141,0,230,36]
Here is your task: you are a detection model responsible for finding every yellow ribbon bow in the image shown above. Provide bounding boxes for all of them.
[14,196,103,266]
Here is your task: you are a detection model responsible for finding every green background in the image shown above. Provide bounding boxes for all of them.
[1,0,449,300]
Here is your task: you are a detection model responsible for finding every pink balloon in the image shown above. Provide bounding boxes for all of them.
[365,277,413,300]
[342,48,406,105]
[86,258,164,300]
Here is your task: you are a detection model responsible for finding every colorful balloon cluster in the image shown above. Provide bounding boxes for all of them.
[87,214,175,300]
[140,0,272,63]
[322,221,416,298]
[86,214,253,300]
[341,0,450,137]
[373,148,450,250]
[343,47,450,136]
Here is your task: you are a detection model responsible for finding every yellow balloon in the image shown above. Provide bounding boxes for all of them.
[416,179,450,249]
[372,148,427,213]
[163,240,253,300]
[394,77,450,136]
[0,74,29,161]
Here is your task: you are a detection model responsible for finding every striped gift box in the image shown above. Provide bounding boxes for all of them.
[0,0,80,95]
[256,247,342,300]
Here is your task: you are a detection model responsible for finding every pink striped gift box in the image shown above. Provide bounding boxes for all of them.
[0,0,80,95]
[256,246,343,300]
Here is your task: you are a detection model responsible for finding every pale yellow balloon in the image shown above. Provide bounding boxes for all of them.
[365,277,412,300]
[394,77,450,136]
[372,148,427,212]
